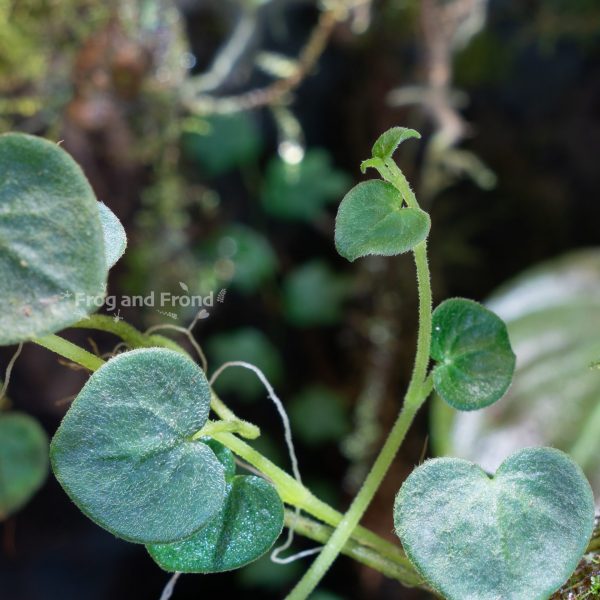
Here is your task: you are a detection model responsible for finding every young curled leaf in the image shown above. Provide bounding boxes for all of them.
[371,127,421,162]
[50,348,227,544]
[359,157,384,175]
[431,298,516,410]
[334,180,430,262]
[394,447,595,600]
[148,441,284,573]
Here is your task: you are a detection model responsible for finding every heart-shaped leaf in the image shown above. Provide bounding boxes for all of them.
[334,180,430,262]
[0,133,107,345]
[394,447,595,600]
[371,127,421,162]
[50,348,226,544]
[0,412,48,519]
[148,440,284,573]
[98,202,127,269]
[432,250,600,497]
[431,298,516,410]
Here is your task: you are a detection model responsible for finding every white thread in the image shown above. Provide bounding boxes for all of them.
[209,361,302,483]
[159,572,181,600]
[0,343,23,405]
[209,361,322,564]
[145,324,208,372]
[273,546,323,563]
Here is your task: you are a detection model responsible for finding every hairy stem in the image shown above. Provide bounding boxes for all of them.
[34,334,105,371]
[285,165,433,599]
[33,327,423,586]
[73,315,153,348]
[284,511,426,589]
[192,419,260,440]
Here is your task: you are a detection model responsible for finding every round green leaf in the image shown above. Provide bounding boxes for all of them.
[261,150,350,222]
[283,261,350,327]
[371,127,421,161]
[98,202,127,269]
[431,298,516,410]
[182,113,262,177]
[148,442,284,573]
[50,348,226,543]
[0,133,108,345]
[0,412,48,519]
[289,386,349,446]
[202,438,236,480]
[334,180,430,262]
[394,447,595,600]
[431,250,600,496]
[204,224,277,294]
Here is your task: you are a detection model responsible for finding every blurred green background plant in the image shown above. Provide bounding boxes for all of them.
[2,0,600,598]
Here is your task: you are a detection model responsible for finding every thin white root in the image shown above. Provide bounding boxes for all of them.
[159,572,181,600]
[145,324,208,372]
[0,343,23,406]
[208,361,320,564]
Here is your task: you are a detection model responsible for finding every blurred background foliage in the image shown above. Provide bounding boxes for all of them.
[2,0,600,598]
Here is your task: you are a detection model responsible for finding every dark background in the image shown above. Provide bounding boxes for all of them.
[2,0,600,598]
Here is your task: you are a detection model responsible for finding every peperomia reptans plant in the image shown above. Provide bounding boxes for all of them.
[0,128,597,600]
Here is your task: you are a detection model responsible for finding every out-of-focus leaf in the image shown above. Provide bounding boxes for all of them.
[207,328,284,401]
[202,225,277,294]
[0,412,48,519]
[261,150,350,222]
[431,249,600,497]
[181,114,262,177]
[283,261,350,327]
[290,386,349,445]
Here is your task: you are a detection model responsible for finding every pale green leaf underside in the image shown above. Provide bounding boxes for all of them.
[394,447,595,600]
[98,202,127,269]
[50,348,226,544]
[371,127,421,161]
[148,442,284,573]
[431,298,516,410]
[0,133,107,345]
[334,180,430,262]
[0,412,48,519]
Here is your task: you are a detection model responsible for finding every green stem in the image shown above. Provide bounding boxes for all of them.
[34,334,105,371]
[382,160,419,209]
[211,431,418,577]
[284,511,426,589]
[283,376,432,600]
[285,166,433,599]
[34,327,422,585]
[72,315,156,349]
[192,419,259,440]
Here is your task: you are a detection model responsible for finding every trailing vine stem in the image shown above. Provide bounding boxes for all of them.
[31,323,424,588]
[30,320,600,593]
[284,164,434,600]
[283,511,438,594]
